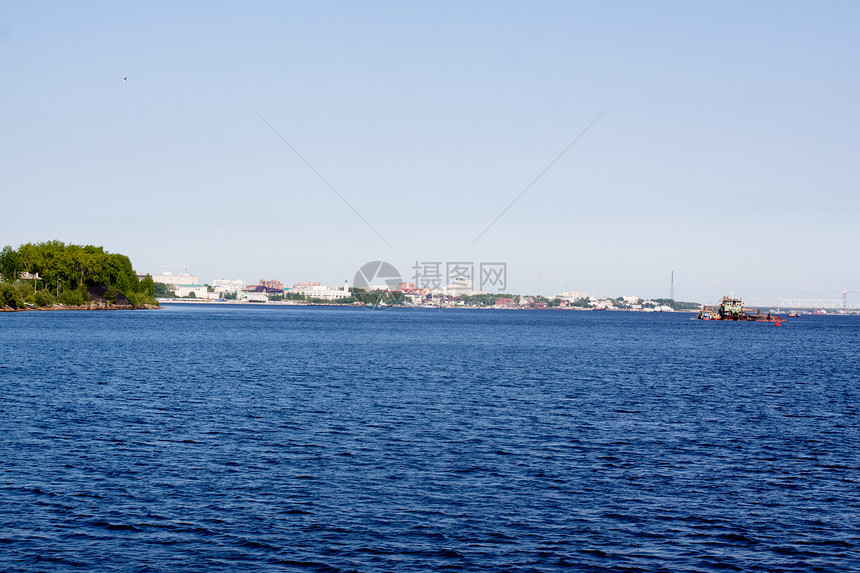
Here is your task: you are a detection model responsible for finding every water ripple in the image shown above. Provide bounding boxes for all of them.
[1,308,858,571]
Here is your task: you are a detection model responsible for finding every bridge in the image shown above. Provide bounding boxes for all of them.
[745,297,859,312]
[739,290,860,312]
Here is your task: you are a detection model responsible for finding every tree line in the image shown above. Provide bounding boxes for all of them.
[0,241,156,309]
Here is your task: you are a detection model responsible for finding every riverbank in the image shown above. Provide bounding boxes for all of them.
[1,302,159,312]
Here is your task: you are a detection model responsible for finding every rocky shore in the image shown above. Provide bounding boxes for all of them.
[1,303,159,312]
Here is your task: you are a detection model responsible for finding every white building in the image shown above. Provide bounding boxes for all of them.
[241,292,269,303]
[174,284,208,298]
[292,281,351,301]
[152,271,198,285]
[211,278,246,294]
[558,290,589,302]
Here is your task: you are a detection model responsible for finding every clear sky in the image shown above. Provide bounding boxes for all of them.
[2,1,858,302]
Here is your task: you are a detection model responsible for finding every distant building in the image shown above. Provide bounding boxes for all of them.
[260,279,283,290]
[174,284,208,298]
[152,271,208,298]
[292,281,350,301]
[211,279,246,294]
[250,281,283,294]
[558,290,589,302]
[241,292,268,303]
[153,271,198,285]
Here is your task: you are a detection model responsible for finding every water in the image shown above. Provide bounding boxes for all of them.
[1,305,858,572]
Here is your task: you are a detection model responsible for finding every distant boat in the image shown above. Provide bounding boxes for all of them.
[813,309,827,315]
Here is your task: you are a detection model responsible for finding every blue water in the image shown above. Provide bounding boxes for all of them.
[1,305,858,572]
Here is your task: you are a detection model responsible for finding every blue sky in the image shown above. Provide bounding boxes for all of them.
[2,1,858,301]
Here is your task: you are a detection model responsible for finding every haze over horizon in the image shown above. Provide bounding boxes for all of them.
[2,2,858,302]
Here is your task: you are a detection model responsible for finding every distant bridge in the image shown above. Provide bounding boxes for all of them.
[745,298,860,311]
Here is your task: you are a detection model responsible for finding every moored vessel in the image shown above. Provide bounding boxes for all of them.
[696,296,783,322]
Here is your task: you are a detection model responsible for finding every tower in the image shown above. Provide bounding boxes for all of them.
[670,271,675,302]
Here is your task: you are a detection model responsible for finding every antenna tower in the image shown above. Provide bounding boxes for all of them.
[670,271,675,302]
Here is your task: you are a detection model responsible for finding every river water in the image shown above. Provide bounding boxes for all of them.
[1,305,858,571]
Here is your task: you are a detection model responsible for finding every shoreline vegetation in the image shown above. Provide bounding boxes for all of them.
[0,241,158,312]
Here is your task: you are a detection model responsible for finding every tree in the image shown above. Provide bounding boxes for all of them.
[105,286,118,305]
[0,242,158,308]
[34,289,55,307]
[0,282,24,309]
[139,274,155,298]
[59,287,86,307]
[0,245,21,281]
[154,282,176,297]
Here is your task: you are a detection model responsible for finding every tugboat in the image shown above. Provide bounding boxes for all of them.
[696,296,783,322]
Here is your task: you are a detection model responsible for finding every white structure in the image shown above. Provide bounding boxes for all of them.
[152,271,198,285]
[174,284,208,298]
[292,281,351,301]
[591,297,616,310]
[641,300,675,312]
[241,292,268,303]
[211,278,246,294]
[558,290,589,302]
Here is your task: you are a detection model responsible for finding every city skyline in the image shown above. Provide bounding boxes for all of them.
[3,2,858,302]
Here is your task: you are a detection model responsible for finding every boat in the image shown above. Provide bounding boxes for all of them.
[787,311,800,317]
[696,296,783,322]
[813,309,827,315]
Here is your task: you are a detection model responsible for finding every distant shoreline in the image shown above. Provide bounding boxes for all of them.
[157,299,700,312]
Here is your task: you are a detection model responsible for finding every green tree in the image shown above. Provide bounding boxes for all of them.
[34,289,55,307]
[139,274,155,297]
[0,282,24,309]
[0,242,156,308]
[0,245,21,281]
[16,281,36,305]
[105,286,118,305]
[154,282,176,297]
[60,288,85,306]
